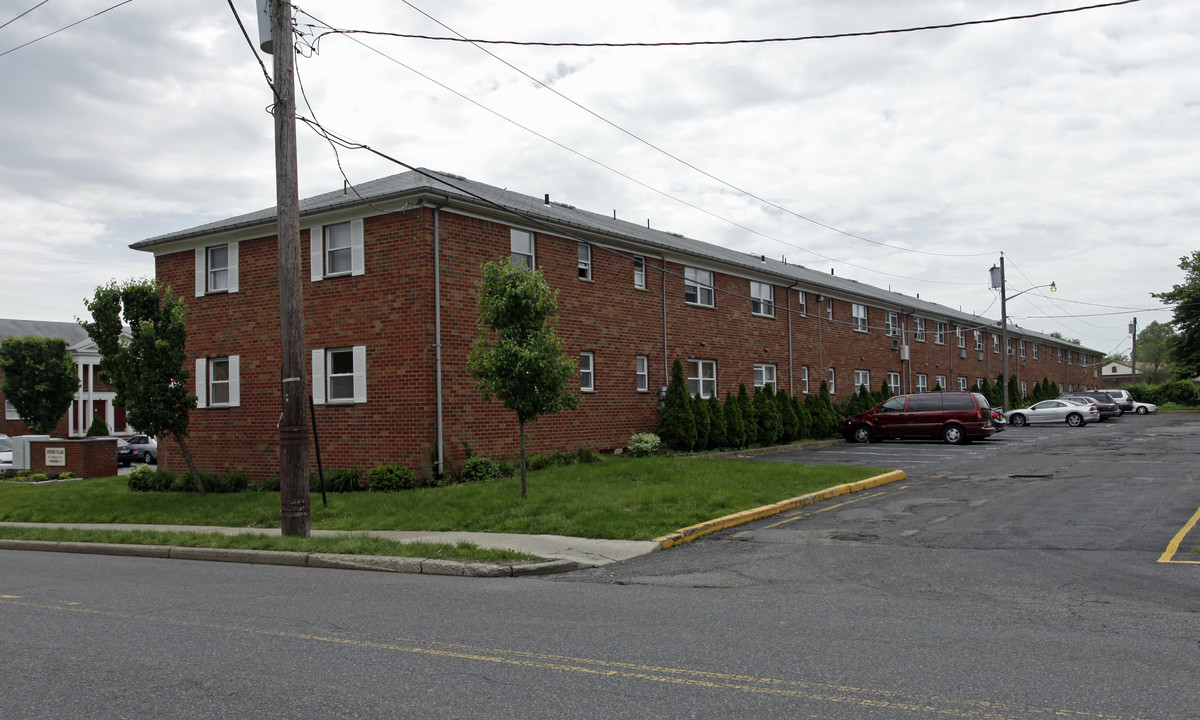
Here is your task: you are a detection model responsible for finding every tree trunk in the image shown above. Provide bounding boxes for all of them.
[174,432,205,496]
[519,419,527,499]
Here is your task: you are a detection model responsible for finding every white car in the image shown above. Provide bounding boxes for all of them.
[1006,399,1098,427]
[1131,400,1158,415]
[0,434,11,470]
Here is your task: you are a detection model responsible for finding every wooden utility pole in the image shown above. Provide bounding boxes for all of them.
[271,0,310,537]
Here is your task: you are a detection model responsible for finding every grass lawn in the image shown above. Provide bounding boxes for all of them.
[0,454,886,559]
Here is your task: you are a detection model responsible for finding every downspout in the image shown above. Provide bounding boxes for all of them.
[432,200,448,478]
[661,256,669,384]
[786,282,798,394]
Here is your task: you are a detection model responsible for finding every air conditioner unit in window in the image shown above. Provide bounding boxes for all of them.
[1008,348,1015,355]
[977,352,984,362]
[960,349,967,359]
[900,345,911,361]
[890,338,899,350]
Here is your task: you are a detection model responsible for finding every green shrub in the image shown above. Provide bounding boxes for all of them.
[127,466,177,492]
[527,451,577,471]
[692,394,711,451]
[706,394,727,449]
[321,468,364,493]
[28,473,48,483]
[208,470,249,494]
[458,456,503,484]
[778,388,799,442]
[575,447,600,464]
[738,384,757,446]
[656,359,696,451]
[255,475,281,492]
[627,432,661,457]
[723,392,746,449]
[368,463,416,492]
[85,416,109,437]
[56,471,75,479]
[754,385,782,446]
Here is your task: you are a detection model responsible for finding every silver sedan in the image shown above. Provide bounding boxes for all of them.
[1006,399,1098,427]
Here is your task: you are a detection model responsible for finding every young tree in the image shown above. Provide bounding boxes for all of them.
[0,336,78,435]
[737,383,757,446]
[467,259,581,498]
[778,387,799,442]
[706,393,727,449]
[723,391,745,449]
[656,359,696,452]
[691,393,711,451]
[81,279,204,491]
[753,385,782,446]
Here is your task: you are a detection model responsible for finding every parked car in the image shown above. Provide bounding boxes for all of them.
[1059,391,1121,419]
[1131,400,1158,415]
[840,391,996,445]
[116,439,138,467]
[126,435,157,464]
[1100,388,1135,412]
[0,434,11,470]
[1006,399,1098,427]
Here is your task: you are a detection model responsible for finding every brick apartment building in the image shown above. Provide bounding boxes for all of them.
[0,318,131,438]
[132,169,1101,480]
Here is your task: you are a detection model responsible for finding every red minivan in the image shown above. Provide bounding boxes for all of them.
[840,392,997,445]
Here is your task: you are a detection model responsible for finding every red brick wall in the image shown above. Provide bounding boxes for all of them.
[152,206,1099,482]
[27,438,116,478]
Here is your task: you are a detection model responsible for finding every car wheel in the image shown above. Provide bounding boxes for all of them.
[852,425,872,444]
[942,424,965,444]
[1066,413,1084,427]
[1136,406,1148,415]
[1009,414,1027,427]
[144,451,154,464]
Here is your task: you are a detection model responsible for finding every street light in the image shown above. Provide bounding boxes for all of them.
[989,256,1055,411]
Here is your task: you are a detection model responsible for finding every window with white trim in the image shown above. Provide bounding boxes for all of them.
[1019,341,1026,358]
[852,304,869,332]
[976,377,985,389]
[801,366,809,394]
[580,352,594,391]
[194,356,240,408]
[797,291,807,316]
[935,375,946,391]
[195,242,239,296]
[826,297,834,321]
[1058,348,1064,363]
[1032,343,1039,359]
[914,317,926,342]
[935,321,946,345]
[958,377,968,391]
[956,327,966,348]
[916,374,928,393]
[754,363,777,390]
[578,244,592,280]
[312,346,367,404]
[974,330,983,351]
[633,256,646,289]
[685,267,714,307]
[636,355,648,392]
[687,359,716,398]
[511,229,534,269]
[1020,380,1027,397]
[828,367,836,394]
[993,334,1001,353]
[885,311,899,337]
[5,399,20,420]
[310,221,365,280]
[887,372,901,394]
[854,370,870,391]
[750,281,774,317]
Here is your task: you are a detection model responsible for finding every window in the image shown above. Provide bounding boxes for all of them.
[310,221,364,280]
[578,244,592,280]
[687,359,716,398]
[888,372,901,394]
[935,375,946,391]
[511,229,534,268]
[914,317,926,342]
[826,297,834,321]
[636,355,648,392]
[194,356,240,408]
[854,370,871,391]
[852,303,869,332]
[976,377,985,389]
[958,377,968,392]
[828,367,836,394]
[1068,351,1073,365]
[801,366,809,394]
[5,399,20,420]
[886,311,899,337]
[956,328,966,348]
[915,374,928,393]
[633,256,646,289]
[750,281,774,317]
[1019,341,1026,358]
[1020,380,1027,397]
[993,334,1001,353]
[934,321,946,345]
[1058,348,1064,363]
[1032,343,1039,360]
[754,363,777,390]
[974,330,983,351]
[312,346,367,404]
[580,352,594,391]
[195,242,239,296]
[685,267,714,307]
[1007,338,1015,356]
[797,291,807,317]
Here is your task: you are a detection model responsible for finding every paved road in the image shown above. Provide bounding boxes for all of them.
[3,414,1198,718]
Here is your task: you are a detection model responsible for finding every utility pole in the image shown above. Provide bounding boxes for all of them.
[266,0,310,537]
[1129,317,1138,386]
[991,257,1011,411]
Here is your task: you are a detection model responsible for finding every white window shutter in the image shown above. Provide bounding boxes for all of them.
[310,227,323,281]
[352,345,367,403]
[351,219,365,276]
[195,249,206,297]
[228,355,241,407]
[227,242,239,293]
[195,358,207,408]
[312,349,325,404]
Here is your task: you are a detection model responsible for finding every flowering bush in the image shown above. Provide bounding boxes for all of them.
[627,433,661,457]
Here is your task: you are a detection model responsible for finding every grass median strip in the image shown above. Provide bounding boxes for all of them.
[0,455,887,554]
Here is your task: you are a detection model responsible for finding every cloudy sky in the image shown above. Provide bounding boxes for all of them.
[2,0,1195,356]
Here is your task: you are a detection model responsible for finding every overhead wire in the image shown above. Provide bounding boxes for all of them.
[0,0,51,32]
[0,0,133,59]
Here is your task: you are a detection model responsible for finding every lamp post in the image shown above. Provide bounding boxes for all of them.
[989,256,1055,411]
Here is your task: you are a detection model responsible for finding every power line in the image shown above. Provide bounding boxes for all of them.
[308,0,1142,48]
[0,0,133,59]
[0,0,50,31]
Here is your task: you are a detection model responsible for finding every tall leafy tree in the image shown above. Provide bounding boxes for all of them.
[0,336,78,435]
[1153,250,1200,377]
[81,279,204,491]
[467,259,580,498]
[1136,320,1178,384]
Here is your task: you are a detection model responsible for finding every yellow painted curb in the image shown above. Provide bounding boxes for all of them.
[653,470,907,549]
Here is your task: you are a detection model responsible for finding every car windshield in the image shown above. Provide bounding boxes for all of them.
[0,437,10,452]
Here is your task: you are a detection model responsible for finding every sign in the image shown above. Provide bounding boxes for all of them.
[45,447,66,467]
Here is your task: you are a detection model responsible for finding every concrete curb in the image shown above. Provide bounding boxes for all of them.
[0,539,583,577]
[653,470,907,549]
